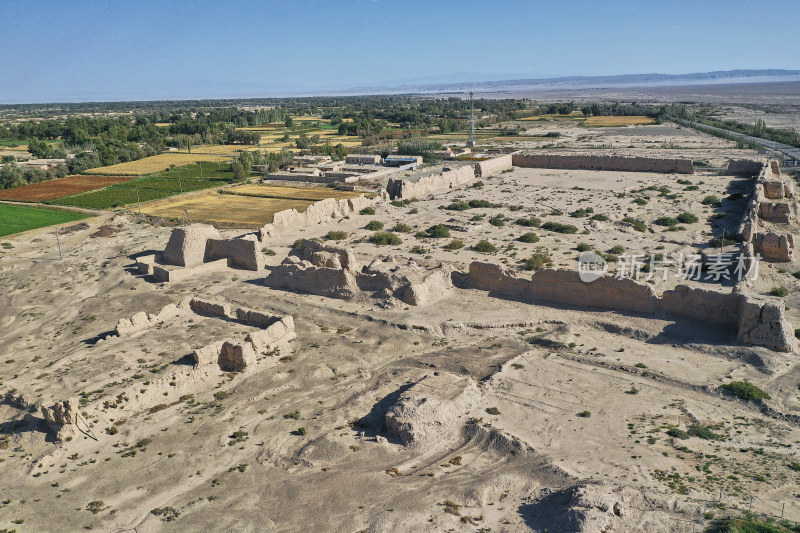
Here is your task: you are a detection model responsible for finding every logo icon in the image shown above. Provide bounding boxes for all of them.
[578,251,607,282]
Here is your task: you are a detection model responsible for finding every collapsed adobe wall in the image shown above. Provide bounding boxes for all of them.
[160,224,264,272]
[735,160,796,262]
[475,154,514,178]
[257,193,386,241]
[386,164,476,200]
[462,262,793,352]
[512,153,694,174]
[265,239,454,306]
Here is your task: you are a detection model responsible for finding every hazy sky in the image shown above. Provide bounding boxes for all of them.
[1,0,798,103]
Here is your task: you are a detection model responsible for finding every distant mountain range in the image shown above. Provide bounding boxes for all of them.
[343,69,800,95]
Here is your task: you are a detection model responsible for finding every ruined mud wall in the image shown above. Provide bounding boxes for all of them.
[462,262,793,352]
[475,154,514,178]
[512,153,694,174]
[386,164,476,200]
[204,236,264,270]
[735,160,796,262]
[257,194,385,241]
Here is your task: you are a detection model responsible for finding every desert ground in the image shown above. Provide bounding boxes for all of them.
[2,119,800,533]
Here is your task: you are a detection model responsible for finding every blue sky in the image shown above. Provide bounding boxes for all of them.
[1,0,798,103]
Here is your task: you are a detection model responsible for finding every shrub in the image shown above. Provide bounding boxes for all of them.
[488,214,506,227]
[444,239,464,251]
[517,232,540,243]
[515,217,541,227]
[445,201,470,211]
[426,224,451,238]
[213,390,230,401]
[570,207,594,218]
[296,427,307,436]
[666,428,689,440]
[728,192,744,200]
[469,199,500,208]
[709,236,738,247]
[105,426,118,435]
[720,381,770,401]
[485,407,500,415]
[410,245,427,254]
[676,212,699,224]
[590,214,609,221]
[576,411,591,418]
[151,506,181,522]
[701,195,722,206]
[359,207,375,215]
[633,198,648,205]
[87,501,107,514]
[770,287,788,297]
[654,217,679,227]
[685,185,699,191]
[472,240,498,254]
[541,221,578,234]
[524,248,552,271]
[608,245,625,255]
[391,223,412,233]
[368,232,402,246]
[576,243,591,252]
[622,217,647,232]
[408,208,419,214]
[365,220,384,231]
[687,424,723,440]
[324,230,347,241]
[676,179,692,185]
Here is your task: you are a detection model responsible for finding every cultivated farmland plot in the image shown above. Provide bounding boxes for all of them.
[0,175,137,202]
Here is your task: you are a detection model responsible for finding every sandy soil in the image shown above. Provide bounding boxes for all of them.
[1,128,800,533]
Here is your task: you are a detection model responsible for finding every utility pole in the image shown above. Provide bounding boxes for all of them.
[56,226,63,260]
[178,170,183,193]
[466,90,476,148]
[136,186,141,215]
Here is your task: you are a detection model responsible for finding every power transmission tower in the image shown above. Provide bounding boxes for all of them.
[466,90,476,148]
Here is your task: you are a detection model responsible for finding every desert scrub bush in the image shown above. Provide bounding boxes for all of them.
[576,243,591,252]
[676,179,692,185]
[408,207,419,214]
[472,240,498,254]
[541,221,578,234]
[365,220,384,231]
[469,214,485,221]
[517,232,540,243]
[324,230,347,241]
[469,199,501,208]
[444,239,465,250]
[151,506,181,522]
[105,426,118,435]
[368,232,402,246]
[710,236,738,247]
[524,248,552,271]
[515,216,541,227]
[687,424,723,441]
[770,287,789,297]
[701,195,722,206]
[485,407,501,415]
[410,245,428,254]
[576,411,591,418]
[676,212,699,224]
[262,247,276,256]
[666,428,689,440]
[622,217,647,232]
[570,207,594,218]
[390,199,412,207]
[590,213,609,221]
[549,209,564,216]
[632,198,648,205]
[391,223,412,233]
[654,217,679,227]
[296,427,307,436]
[472,180,484,188]
[213,390,230,401]
[720,381,770,401]
[359,207,375,215]
[488,214,506,227]
[608,245,625,254]
[86,501,107,514]
[445,201,470,211]
[426,224,451,238]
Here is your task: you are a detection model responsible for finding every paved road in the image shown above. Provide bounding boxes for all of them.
[684,120,800,162]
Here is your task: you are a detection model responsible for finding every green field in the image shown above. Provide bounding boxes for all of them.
[48,163,237,209]
[0,203,93,237]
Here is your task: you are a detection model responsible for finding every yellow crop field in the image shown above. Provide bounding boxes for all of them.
[140,184,365,226]
[83,152,233,176]
[582,115,657,126]
[173,144,258,155]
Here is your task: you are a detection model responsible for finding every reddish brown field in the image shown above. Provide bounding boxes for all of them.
[0,175,137,202]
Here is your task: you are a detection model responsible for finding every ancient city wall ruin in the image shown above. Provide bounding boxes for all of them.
[735,160,796,262]
[386,164,476,200]
[461,262,793,352]
[512,153,694,174]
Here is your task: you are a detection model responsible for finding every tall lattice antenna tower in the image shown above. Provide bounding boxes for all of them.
[466,91,476,148]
